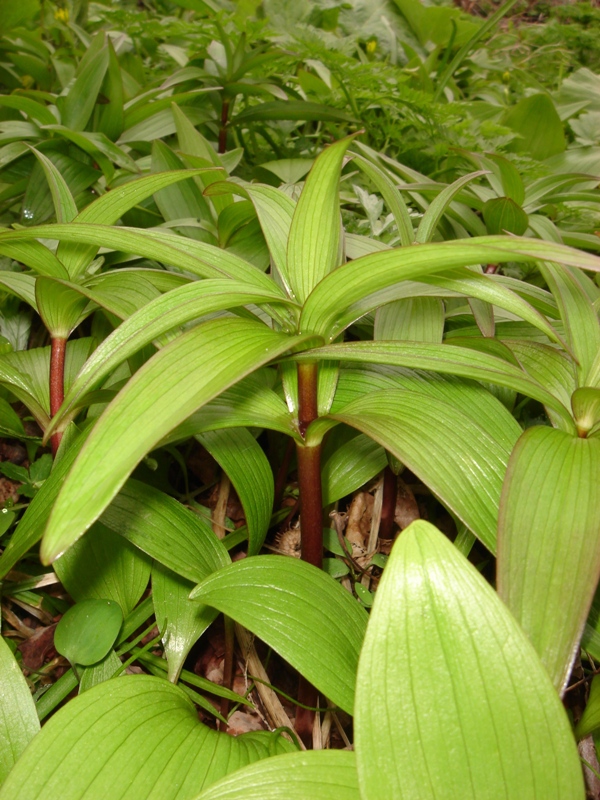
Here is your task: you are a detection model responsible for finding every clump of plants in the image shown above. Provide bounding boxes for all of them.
[1,1,600,798]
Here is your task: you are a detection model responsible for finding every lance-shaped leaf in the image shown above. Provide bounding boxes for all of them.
[56,168,221,277]
[231,101,356,125]
[35,277,92,338]
[375,297,444,343]
[0,272,37,310]
[0,676,294,800]
[153,563,218,683]
[415,171,488,244]
[0,240,68,278]
[29,146,78,224]
[497,426,600,693]
[572,387,600,436]
[41,318,316,563]
[191,556,368,715]
[322,433,387,506]
[102,479,230,584]
[287,136,356,302]
[45,279,297,439]
[0,635,40,784]
[355,520,584,800]
[192,750,359,800]
[0,225,287,299]
[538,262,600,385]
[197,428,273,557]
[206,182,296,296]
[300,236,600,339]
[327,389,517,552]
[350,153,414,246]
[295,340,575,432]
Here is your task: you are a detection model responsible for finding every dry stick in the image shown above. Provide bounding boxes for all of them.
[211,471,234,721]
[49,337,67,456]
[212,472,230,539]
[235,623,305,749]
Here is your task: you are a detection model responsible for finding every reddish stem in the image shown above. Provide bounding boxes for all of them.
[294,361,323,747]
[50,336,67,456]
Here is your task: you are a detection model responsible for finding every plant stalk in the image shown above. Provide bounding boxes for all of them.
[49,336,67,457]
[295,361,322,747]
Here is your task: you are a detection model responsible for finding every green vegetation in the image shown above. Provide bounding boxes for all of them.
[1,0,600,797]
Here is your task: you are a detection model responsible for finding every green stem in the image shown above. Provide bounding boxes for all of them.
[433,0,521,102]
[49,336,67,457]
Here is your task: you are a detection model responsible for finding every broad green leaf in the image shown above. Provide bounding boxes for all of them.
[328,388,518,552]
[497,427,600,692]
[501,341,576,412]
[415,171,487,244]
[100,479,230,584]
[192,750,359,800]
[355,520,584,800]
[300,235,600,340]
[0,635,39,784]
[538,262,600,385]
[152,563,218,683]
[45,280,297,438]
[118,106,211,144]
[54,523,151,616]
[197,428,273,556]
[321,433,387,506]
[503,94,566,160]
[0,428,87,579]
[483,197,529,235]
[0,676,294,800]
[78,272,161,319]
[296,340,575,432]
[54,599,123,667]
[35,277,91,338]
[332,366,522,453]
[375,298,444,343]
[30,147,78,224]
[191,556,368,714]
[287,136,356,302]
[59,42,109,131]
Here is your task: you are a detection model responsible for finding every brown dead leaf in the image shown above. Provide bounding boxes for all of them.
[394,477,420,530]
[18,623,57,671]
[346,492,373,553]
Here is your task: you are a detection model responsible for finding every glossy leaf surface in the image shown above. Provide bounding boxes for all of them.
[193,750,359,800]
[497,426,600,692]
[54,599,123,667]
[0,635,39,784]
[191,556,368,714]
[355,520,584,800]
[0,676,294,800]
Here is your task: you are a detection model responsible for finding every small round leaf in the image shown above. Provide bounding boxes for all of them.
[54,599,123,667]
